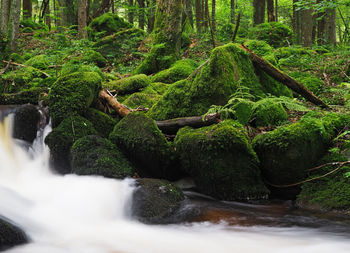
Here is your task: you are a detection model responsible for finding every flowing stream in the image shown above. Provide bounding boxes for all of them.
[1,112,350,253]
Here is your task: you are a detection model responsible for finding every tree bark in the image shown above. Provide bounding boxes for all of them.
[9,0,21,52]
[293,0,302,44]
[78,0,88,39]
[99,89,132,117]
[230,0,235,24]
[147,0,156,33]
[240,45,329,109]
[137,0,145,30]
[23,0,33,19]
[275,0,278,21]
[156,113,221,134]
[253,0,265,25]
[211,0,216,32]
[325,5,337,45]
[92,0,111,18]
[128,0,134,24]
[0,0,11,37]
[266,0,276,22]
[300,3,313,47]
[195,0,202,33]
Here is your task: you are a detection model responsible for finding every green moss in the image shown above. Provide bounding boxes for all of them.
[244,40,277,65]
[123,92,161,109]
[70,135,133,179]
[88,13,133,40]
[0,87,47,105]
[20,19,45,30]
[9,53,24,63]
[252,98,288,127]
[45,115,97,173]
[151,59,198,84]
[24,55,50,70]
[109,112,179,180]
[48,71,102,127]
[148,43,266,120]
[59,62,103,78]
[84,108,117,138]
[144,82,169,95]
[81,50,107,67]
[105,74,151,95]
[289,72,323,95]
[275,47,315,59]
[174,120,268,200]
[248,22,293,48]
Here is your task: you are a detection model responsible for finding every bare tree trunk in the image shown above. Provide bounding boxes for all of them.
[275,0,278,21]
[45,0,52,30]
[325,6,337,45]
[137,0,145,30]
[23,0,33,19]
[203,0,209,30]
[253,0,265,25]
[266,0,276,22]
[92,0,111,18]
[301,5,313,47]
[78,0,88,39]
[182,0,194,28]
[128,0,134,24]
[0,0,11,37]
[9,0,21,52]
[195,0,202,33]
[147,0,156,33]
[230,0,235,24]
[293,0,302,44]
[211,0,216,32]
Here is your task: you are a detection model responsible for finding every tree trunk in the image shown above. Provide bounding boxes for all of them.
[240,45,328,109]
[45,0,51,30]
[183,0,194,28]
[275,0,278,21]
[128,0,134,24]
[203,0,209,30]
[0,0,11,37]
[147,0,156,33]
[293,0,302,44]
[266,0,276,22]
[253,0,265,25]
[195,0,202,33]
[301,5,313,47]
[137,0,145,30]
[230,0,235,24]
[23,0,33,19]
[9,0,21,52]
[325,6,337,45]
[92,0,111,18]
[78,0,88,39]
[211,0,216,32]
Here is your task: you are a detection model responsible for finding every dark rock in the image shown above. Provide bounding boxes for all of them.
[13,104,40,143]
[0,217,28,251]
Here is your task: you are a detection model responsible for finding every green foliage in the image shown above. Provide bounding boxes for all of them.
[80,50,107,67]
[174,120,269,200]
[289,71,323,95]
[252,98,288,127]
[70,135,133,179]
[244,40,278,65]
[105,74,151,95]
[248,22,293,48]
[24,55,50,70]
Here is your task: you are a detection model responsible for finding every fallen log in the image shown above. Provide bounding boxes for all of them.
[99,89,132,117]
[239,44,329,109]
[156,113,221,135]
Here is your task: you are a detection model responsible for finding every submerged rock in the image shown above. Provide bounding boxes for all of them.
[13,104,40,143]
[174,120,269,201]
[70,135,134,179]
[131,178,187,224]
[0,218,28,251]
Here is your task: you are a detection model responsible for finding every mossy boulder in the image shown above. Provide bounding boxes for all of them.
[109,112,180,180]
[151,59,198,84]
[174,120,269,200]
[81,50,107,67]
[45,115,97,174]
[13,104,40,143]
[84,108,117,138]
[248,22,293,48]
[123,92,161,109]
[252,113,350,199]
[148,43,267,120]
[87,13,132,40]
[251,98,288,127]
[131,178,186,224]
[48,71,102,127]
[94,28,145,60]
[244,40,277,65]
[70,135,134,179]
[105,74,151,95]
[24,55,50,70]
[0,87,47,105]
[0,218,28,251]
[59,62,103,78]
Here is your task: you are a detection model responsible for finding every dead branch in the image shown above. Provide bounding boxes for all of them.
[2,60,51,77]
[99,89,132,117]
[0,60,12,75]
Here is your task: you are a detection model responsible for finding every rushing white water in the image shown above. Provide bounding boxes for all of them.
[1,114,350,253]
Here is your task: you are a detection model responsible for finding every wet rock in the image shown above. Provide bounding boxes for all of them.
[0,218,28,251]
[13,104,40,143]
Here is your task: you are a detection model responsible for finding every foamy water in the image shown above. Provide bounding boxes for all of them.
[1,114,350,253]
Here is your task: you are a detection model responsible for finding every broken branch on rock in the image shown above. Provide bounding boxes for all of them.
[2,60,51,77]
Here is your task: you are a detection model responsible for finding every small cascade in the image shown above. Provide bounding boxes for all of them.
[1,111,350,253]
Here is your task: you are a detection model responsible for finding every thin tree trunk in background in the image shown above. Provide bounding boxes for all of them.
[9,0,21,52]
[45,0,52,30]
[182,0,194,28]
[253,0,265,25]
[230,0,235,24]
[92,0,111,18]
[112,0,115,13]
[301,6,313,47]
[128,0,134,24]
[293,0,302,44]
[211,0,216,32]
[137,0,145,30]
[325,6,337,45]
[23,0,33,19]
[195,0,202,33]
[275,0,278,21]
[202,0,208,30]
[267,0,276,22]
[147,0,156,33]
[316,0,325,45]
[0,0,11,37]
[78,0,88,39]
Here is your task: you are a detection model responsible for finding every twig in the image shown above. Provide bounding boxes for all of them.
[187,59,210,81]
[0,60,12,75]
[2,60,51,77]
[232,13,241,43]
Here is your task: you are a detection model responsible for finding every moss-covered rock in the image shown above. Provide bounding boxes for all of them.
[94,28,145,60]
[248,22,293,48]
[123,92,161,109]
[87,13,132,40]
[174,120,269,200]
[59,62,103,78]
[131,178,185,224]
[148,43,266,120]
[252,112,350,199]
[81,50,107,67]
[244,40,277,65]
[109,112,180,180]
[0,87,47,105]
[252,98,288,127]
[105,74,151,95]
[151,59,198,84]
[48,71,102,127]
[0,218,28,251]
[70,135,134,178]
[45,115,97,174]
[24,55,50,70]
[84,108,117,138]
[13,104,40,143]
